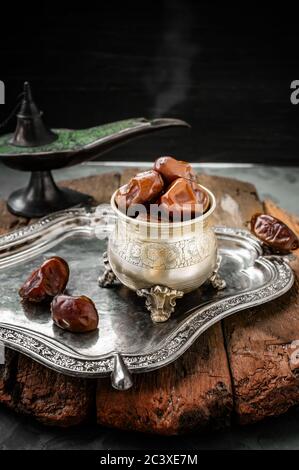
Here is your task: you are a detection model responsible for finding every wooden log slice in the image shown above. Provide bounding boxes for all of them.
[222,199,299,424]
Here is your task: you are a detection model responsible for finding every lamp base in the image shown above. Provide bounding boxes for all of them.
[7,171,93,218]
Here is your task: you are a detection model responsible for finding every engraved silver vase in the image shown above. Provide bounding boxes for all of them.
[100,185,223,322]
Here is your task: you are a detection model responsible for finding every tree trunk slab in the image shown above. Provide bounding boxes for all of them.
[222,200,299,425]
[0,171,298,432]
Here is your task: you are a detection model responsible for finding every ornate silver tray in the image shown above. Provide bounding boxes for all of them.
[0,206,294,390]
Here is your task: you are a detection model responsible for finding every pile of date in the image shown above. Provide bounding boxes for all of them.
[19,257,98,333]
[115,156,210,221]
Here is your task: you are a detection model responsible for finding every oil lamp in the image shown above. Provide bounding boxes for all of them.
[0,82,188,217]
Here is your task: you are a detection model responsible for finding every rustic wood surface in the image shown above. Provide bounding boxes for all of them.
[223,200,299,425]
[0,171,298,432]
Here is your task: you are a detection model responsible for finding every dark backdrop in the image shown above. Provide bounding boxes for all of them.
[1,1,299,164]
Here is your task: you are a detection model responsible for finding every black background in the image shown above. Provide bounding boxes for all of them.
[1,1,299,164]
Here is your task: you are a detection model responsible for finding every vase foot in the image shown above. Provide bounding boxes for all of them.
[137,285,184,323]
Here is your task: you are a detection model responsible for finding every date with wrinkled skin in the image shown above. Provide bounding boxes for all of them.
[153,156,196,184]
[115,169,164,211]
[251,213,299,252]
[19,257,69,302]
[159,178,210,221]
[51,294,99,333]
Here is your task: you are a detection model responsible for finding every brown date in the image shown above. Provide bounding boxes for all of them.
[115,170,164,211]
[153,156,196,184]
[19,257,69,302]
[159,178,210,221]
[51,294,99,333]
[251,213,299,252]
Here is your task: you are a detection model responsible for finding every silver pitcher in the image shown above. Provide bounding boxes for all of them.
[99,184,225,322]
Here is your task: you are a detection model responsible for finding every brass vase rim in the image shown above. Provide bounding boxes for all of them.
[110,183,216,228]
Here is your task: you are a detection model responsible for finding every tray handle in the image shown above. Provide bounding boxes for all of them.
[111,353,133,390]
